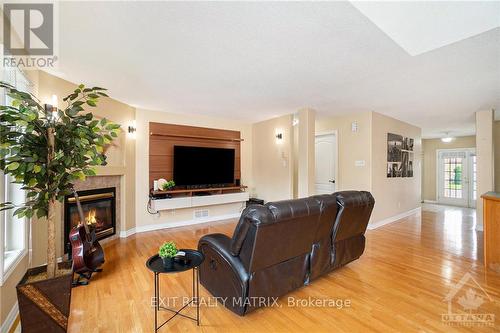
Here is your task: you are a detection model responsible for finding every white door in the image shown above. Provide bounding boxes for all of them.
[437,149,476,207]
[315,133,337,194]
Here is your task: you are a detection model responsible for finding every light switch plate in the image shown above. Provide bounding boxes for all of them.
[355,160,365,167]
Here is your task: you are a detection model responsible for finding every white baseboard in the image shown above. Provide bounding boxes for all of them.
[1,302,18,333]
[120,213,241,238]
[119,227,136,238]
[423,200,438,204]
[368,207,422,230]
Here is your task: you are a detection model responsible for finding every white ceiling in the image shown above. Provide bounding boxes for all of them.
[351,1,500,56]
[45,1,499,138]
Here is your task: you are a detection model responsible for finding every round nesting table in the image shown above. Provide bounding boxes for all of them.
[146,249,204,332]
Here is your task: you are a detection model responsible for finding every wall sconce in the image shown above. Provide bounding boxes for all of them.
[127,120,137,139]
[275,129,284,144]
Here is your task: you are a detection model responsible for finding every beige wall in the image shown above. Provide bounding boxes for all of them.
[494,121,500,192]
[135,108,253,229]
[316,111,422,224]
[316,112,372,192]
[251,114,293,202]
[421,136,476,201]
[371,112,422,223]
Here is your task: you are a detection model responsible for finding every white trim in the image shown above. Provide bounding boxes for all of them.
[120,227,136,238]
[367,207,421,230]
[0,249,27,286]
[1,302,18,333]
[131,213,241,236]
[423,200,438,204]
[476,224,484,232]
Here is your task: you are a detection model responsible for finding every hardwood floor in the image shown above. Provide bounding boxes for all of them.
[68,204,500,332]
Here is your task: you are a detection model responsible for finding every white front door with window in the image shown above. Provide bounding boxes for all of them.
[437,149,476,207]
[315,132,337,195]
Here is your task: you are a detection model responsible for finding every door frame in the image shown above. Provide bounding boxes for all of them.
[435,147,476,207]
[315,130,339,192]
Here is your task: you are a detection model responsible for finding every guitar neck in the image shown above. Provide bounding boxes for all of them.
[72,188,90,235]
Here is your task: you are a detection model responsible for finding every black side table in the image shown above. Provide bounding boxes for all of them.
[146,249,205,332]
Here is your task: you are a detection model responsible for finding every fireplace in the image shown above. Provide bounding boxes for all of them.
[64,187,116,253]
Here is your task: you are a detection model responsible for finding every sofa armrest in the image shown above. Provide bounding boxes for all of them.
[198,233,249,315]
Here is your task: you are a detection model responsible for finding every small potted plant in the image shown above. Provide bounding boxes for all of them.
[162,180,175,191]
[159,241,178,268]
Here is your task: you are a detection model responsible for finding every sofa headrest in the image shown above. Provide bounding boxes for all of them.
[333,191,375,242]
[230,205,272,256]
[265,197,320,221]
[336,191,375,208]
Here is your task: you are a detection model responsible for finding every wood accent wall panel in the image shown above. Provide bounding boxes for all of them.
[149,122,242,188]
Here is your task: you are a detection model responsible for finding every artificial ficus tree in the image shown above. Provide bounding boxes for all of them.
[0,81,121,278]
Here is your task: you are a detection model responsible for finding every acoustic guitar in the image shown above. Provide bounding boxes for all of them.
[68,187,105,285]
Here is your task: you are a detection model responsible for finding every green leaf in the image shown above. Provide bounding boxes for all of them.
[7,162,20,170]
[33,165,42,173]
[105,123,121,130]
[83,168,96,176]
[36,208,48,219]
[86,100,97,107]
[15,120,28,127]
[13,208,26,217]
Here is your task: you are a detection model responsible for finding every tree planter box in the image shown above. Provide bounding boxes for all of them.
[16,262,73,333]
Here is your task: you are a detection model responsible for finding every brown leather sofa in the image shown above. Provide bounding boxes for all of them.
[197,191,375,316]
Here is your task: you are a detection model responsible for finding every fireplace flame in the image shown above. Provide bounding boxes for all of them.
[86,209,97,225]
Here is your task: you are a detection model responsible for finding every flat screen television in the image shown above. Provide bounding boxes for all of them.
[173,146,235,186]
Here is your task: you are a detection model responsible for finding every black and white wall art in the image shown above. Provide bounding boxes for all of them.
[387,133,414,178]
